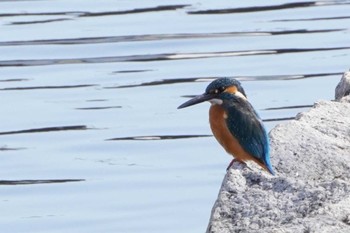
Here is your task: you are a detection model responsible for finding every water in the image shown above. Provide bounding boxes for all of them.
[0,0,349,232]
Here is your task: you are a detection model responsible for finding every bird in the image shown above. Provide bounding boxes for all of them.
[178,77,275,175]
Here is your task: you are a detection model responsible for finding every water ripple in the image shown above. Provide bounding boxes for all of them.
[0,84,97,91]
[0,146,25,151]
[188,1,350,14]
[1,47,348,67]
[0,179,85,185]
[0,4,189,18]
[271,16,350,22]
[0,78,29,82]
[75,106,122,110]
[109,72,342,88]
[0,29,343,46]
[0,125,88,136]
[10,18,71,25]
[106,135,212,141]
[264,105,313,111]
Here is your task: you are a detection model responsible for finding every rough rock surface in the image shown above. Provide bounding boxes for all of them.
[207,76,350,233]
[335,71,350,100]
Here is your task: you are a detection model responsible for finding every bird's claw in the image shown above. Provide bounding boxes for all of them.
[226,159,250,171]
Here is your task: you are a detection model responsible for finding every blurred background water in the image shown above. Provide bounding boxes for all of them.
[0,0,349,232]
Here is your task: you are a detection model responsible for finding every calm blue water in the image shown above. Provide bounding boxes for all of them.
[0,0,349,232]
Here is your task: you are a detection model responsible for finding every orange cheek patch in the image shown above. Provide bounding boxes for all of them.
[224,86,247,99]
[224,86,238,94]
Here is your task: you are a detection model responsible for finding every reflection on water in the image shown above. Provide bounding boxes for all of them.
[0,146,25,151]
[0,84,97,91]
[107,134,212,141]
[0,125,88,135]
[0,29,344,46]
[264,104,313,111]
[75,106,121,110]
[112,72,342,88]
[1,47,349,67]
[0,0,349,233]
[272,15,350,22]
[1,4,189,19]
[0,179,84,186]
[188,1,350,14]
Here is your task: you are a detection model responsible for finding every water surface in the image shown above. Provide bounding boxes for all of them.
[0,1,349,232]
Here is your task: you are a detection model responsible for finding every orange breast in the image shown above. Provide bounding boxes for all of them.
[209,104,255,162]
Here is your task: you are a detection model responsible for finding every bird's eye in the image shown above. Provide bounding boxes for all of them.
[210,87,226,94]
[219,86,226,92]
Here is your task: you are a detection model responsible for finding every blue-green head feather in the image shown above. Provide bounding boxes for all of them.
[205,77,247,97]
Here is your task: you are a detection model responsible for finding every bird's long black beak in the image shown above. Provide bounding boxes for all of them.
[178,93,215,109]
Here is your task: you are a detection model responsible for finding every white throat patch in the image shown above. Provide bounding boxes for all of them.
[209,98,223,105]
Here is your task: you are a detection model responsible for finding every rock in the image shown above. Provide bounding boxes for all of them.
[335,71,350,100]
[206,74,350,233]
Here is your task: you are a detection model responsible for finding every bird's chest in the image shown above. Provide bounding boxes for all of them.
[209,104,247,158]
[209,105,231,147]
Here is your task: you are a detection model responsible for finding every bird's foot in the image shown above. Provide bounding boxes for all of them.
[226,159,249,171]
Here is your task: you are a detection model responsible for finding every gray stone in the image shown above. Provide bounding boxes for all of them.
[207,76,350,233]
[335,71,350,100]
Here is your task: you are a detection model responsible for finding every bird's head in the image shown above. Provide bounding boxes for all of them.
[178,78,247,109]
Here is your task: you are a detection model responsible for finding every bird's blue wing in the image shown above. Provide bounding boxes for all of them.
[224,97,274,174]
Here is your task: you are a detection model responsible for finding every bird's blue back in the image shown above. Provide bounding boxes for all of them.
[221,93,275,175]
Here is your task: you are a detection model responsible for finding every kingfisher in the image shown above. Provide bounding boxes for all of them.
[178,78,275,175]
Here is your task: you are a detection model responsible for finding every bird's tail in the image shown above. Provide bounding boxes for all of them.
[263,154,275,175]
